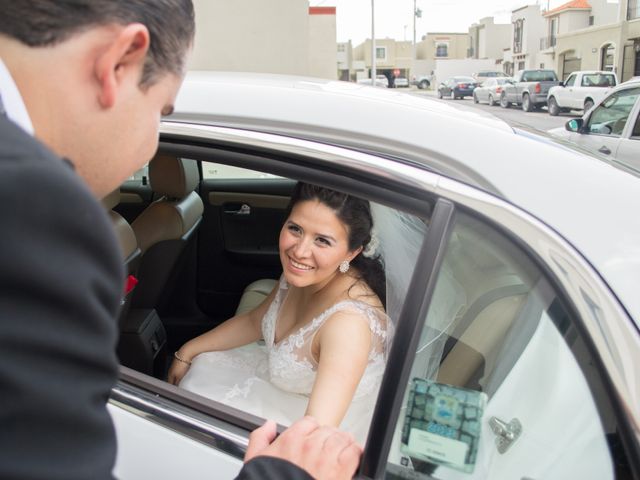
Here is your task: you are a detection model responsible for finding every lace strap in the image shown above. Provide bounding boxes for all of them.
[304,300,388,342]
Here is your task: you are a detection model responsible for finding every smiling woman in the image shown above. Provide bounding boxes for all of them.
[167,182,392,442]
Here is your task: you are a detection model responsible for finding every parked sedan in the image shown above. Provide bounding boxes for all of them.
[549,78,640,172]
[110,72,640,480]
[437,76,478,99]
[473,77,514,106]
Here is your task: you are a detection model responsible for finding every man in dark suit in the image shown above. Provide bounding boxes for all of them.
[0,2,361,479]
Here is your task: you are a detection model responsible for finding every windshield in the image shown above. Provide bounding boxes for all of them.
[521,70,558,82]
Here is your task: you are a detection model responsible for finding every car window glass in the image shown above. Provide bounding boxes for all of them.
[565,74,576,87]
[583,73,616,87]
[385,212,630,479]
[586,87,640,136]
[201,161,283,180]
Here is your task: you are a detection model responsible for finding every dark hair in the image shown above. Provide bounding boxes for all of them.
[0,0,195,87]
[286,183,386,307]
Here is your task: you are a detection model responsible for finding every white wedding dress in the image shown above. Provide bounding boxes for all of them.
[180,276,390,444]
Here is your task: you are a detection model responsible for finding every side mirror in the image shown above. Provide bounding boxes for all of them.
[559,81,565,87]
[565,118,583,132]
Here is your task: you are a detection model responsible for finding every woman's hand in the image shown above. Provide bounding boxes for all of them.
[167,354,191,385]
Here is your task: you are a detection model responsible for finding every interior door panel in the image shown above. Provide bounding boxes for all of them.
[197,178,295,321]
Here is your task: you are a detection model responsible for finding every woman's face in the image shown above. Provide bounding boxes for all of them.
[279,200,360,289]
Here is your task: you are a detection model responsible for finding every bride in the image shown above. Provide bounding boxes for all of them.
[167,182,391,443]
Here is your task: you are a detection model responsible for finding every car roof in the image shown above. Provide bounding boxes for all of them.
[170,71,640,321]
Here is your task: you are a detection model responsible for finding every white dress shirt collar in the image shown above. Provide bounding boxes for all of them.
[0,57,35,135]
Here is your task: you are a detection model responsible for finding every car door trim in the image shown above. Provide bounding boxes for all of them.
[361,198,457,478]
[110,382,249,460]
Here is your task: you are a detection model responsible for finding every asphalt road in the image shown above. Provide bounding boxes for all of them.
[408,88,581,133]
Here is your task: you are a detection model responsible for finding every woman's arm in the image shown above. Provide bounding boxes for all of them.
[167,283,278,385]
[305,311,372,427]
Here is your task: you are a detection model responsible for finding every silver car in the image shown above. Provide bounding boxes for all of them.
[473,77,514,106]
[549,78,640,173]
[110,72,640,480]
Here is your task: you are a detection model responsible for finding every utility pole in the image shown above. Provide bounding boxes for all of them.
[413,0,417,60]
[371,0,376,82]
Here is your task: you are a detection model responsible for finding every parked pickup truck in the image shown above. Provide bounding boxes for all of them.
[500,69,560,111]
[546,70,618,116]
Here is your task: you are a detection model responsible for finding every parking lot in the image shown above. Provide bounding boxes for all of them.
[408,88,579,132]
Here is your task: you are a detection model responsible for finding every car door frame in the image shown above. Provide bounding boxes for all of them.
[110,123,640,479]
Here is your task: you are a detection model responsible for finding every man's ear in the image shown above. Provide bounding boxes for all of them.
[95,23,150,109]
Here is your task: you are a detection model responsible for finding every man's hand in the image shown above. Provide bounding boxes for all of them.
[245,417,362,480]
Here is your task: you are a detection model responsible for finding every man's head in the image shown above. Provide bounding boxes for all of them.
[0,0,195,197]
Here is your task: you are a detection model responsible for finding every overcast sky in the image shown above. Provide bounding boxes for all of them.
[308,0,596,44]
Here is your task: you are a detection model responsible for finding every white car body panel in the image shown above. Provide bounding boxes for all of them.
[109,404,243,479]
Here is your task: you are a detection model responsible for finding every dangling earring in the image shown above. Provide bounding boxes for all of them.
[339,260,350,273]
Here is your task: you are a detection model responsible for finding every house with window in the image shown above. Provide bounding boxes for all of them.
[505,4,547,75]
[352,38,414,84]
[620,0,640,80]
[468,17,511,64]
[539,0,620,80]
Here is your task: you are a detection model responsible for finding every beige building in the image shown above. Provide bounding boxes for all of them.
[468,17,512,63]
[537,0,640,81]
[620,0,640,80]
[308,7,338,79]
[188,1,337,79]
[506,4,547,74]
[416,33,469,61]
[539,0,621,79]
[352,39,414,83]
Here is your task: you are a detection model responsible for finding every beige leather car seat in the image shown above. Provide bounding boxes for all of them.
[101,189,140,323]
[235,278,278,316]
[131,154,204,310]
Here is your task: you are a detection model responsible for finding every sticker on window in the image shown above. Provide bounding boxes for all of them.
[400,378,487,473]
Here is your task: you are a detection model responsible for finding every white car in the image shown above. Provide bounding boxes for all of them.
[394,76,409,88]
[549,78,640,173]
[357,77,387,88]
[547,70,617,116]
[110,72,640,480]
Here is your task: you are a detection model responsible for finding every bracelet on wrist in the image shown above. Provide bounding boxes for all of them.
[174,351,192,366]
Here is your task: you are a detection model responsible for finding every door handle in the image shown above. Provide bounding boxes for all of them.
[224,203,251,215]
[598,146,612,155]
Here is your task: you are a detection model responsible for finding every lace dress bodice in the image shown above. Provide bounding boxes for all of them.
[261,276,389,399]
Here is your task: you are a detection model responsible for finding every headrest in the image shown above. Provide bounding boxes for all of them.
[149,154,199,198]
[102,189,121,210]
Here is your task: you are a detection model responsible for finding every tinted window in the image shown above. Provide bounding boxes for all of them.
[385,212,631,479]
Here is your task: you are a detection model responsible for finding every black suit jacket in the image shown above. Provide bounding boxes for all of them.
[237,457,313,479]
[0,116,123,479]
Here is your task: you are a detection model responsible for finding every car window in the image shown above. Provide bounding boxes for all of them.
[565,74,576,87]
[202,161,282,180]
[582,73,616,87]
[586,87,640,136]
[522,70,557,82]
[385,212,630,479]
